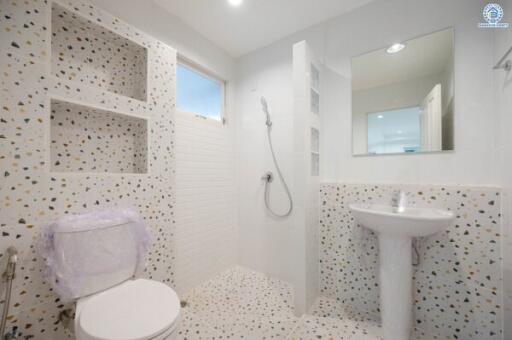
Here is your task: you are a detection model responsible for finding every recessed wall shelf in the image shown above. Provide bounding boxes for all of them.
[310,127,320,176]
[51,3,148,101]
[311,153,319,176]
[50,98,148,174]
[311,88,320,115]
[311,64,320,91]
[311,127,319,153]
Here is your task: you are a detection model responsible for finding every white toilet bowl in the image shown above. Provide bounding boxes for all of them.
[43,209,182,340]
[74,279,181,340]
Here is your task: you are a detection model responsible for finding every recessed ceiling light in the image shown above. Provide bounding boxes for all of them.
[228,0,243,6]
[386,43,406,54]
[377,115,384,119]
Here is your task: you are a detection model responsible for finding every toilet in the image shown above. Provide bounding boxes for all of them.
[45,210,181,340]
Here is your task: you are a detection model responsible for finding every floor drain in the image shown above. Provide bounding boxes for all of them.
[180,300,188,308]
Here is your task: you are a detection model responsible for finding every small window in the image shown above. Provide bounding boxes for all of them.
[177,59,225,121]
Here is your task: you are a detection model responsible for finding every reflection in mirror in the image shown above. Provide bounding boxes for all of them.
[352,28,454,155]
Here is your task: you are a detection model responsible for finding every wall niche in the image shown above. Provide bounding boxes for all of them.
[51,3,148,101]
[50,99,148,174]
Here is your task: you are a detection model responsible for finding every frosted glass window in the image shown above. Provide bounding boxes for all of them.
[177,63,224,121]
[367,107,421,154]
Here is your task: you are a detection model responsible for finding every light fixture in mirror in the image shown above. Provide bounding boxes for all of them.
[352,28,454,156]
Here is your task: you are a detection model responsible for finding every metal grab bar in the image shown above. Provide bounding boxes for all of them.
[0,247,18,339]
[494,46,512,72]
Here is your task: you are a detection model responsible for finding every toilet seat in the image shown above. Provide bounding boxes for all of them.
[76,279,181,340]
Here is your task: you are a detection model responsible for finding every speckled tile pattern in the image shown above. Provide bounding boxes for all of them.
[51,2,147,101]
[0,0,176,338]
[179,268,442,340]
[319,184,503,339]
[304,297,444,340]
[178,267,298,339]
[50,99,148,173]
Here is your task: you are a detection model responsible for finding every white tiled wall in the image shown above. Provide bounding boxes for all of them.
[174,112,238,295]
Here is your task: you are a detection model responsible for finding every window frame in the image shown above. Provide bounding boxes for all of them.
[176,55,227,125]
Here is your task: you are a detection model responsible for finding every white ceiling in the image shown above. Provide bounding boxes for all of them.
[153,0,375,57]
[352,28,454,91]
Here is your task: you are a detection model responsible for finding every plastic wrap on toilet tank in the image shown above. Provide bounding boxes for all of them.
[41,208,151,302]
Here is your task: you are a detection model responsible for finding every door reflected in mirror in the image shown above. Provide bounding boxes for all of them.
[352,28,454,156]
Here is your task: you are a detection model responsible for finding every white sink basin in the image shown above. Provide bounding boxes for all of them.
[349,204,455,237]
[349,203,455,340]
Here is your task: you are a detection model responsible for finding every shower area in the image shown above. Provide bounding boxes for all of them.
[235,41,322,315]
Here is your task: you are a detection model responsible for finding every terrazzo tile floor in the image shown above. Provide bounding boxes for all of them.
[177,267,441,339]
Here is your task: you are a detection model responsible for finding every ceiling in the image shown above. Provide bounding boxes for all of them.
[352,28,454,91]
[153,0,375,57]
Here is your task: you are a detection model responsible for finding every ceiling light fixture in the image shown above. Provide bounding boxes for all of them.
[228,0,243,6]
[386,43,406,54]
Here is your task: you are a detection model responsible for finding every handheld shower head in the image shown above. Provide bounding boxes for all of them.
[260,97,272,127]
[260,97,269,114]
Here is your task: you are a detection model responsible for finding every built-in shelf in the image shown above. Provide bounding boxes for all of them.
[310,127,320,176]
[50,98,148,174]
[311,127,319,153]
[51,3,148,101]
[311,64,320,91]
[311,88,320,115]
[311,153,319,176]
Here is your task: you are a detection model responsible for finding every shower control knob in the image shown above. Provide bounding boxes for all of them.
[261,172,274,183]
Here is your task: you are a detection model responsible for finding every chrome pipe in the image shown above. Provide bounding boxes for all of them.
[0,247,18,339]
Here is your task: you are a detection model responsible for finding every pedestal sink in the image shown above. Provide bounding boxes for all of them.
[349,203,455,340]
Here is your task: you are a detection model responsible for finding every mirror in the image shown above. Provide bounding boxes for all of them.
[352,28,454,155]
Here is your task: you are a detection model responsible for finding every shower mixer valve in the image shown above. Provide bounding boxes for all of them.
[261,172,274,183]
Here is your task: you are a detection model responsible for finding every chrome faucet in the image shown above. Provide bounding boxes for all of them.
[391,190,407,213]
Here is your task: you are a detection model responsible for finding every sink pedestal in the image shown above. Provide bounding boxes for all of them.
[379,234,413,340]
[349,203,455,340]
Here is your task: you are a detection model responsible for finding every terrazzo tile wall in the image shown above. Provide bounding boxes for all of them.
[0,0,176,338]
[50,99,148,174]
[51,2,148,101]
[319,183,503,339]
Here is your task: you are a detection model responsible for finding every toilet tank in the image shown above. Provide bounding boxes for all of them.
[44,209,150,301]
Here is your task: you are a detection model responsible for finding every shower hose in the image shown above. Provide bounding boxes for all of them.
[263,126,293,218]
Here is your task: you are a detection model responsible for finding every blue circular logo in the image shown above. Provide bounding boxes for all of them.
[483,3,504,24]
